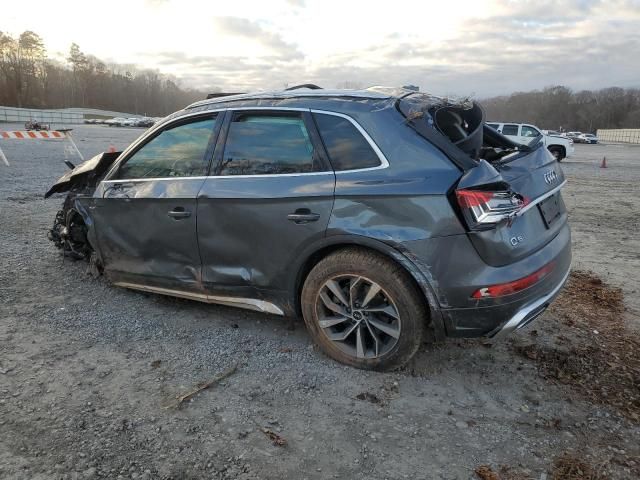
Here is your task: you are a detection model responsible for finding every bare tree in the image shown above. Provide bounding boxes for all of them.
[0,31,207,115]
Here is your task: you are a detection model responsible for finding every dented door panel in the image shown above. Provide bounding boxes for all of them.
[90,178,205,291]
[197,174,335,295]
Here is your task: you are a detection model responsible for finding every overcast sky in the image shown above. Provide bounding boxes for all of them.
[4,0,640,97]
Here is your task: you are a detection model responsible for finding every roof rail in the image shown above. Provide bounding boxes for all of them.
[284,84,322,91]
[206,92,245,99]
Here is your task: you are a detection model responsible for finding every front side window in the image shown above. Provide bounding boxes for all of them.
[313,113,381,171]
[220,113,316,175]
[521,126,540,137]
[486,123,500,130]
[118,116,216,179]
[501,124,519,136]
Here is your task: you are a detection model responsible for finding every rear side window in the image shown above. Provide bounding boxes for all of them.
[313,113,381,171]
[118,116,216,179]
[501,124,519,136]
[220,113,316,175]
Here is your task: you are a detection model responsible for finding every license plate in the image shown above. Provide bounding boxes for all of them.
[538,193,561,228]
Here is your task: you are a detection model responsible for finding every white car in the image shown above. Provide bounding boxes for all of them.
[578,133,598,144]
[105,117,127,127]
[487,122,574,161]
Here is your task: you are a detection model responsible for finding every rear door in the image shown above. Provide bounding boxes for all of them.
[91,113,220,292]
[196,108,335,299]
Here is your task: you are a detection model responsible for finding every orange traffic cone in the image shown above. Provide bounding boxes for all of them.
[600,156,607,168]
[108,145,116,153]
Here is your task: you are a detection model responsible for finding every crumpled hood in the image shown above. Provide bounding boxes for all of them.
[45,151,121,198]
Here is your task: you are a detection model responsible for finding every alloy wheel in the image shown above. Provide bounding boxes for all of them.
[315,275,401,359]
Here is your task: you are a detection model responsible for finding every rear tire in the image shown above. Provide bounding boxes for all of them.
[548,146,564,162]
[301,248,427,371]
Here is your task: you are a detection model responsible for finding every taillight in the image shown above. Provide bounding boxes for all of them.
[456,189,526,230]
[471,262,555,299]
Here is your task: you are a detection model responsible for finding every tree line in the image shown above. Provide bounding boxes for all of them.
[481,85,640,133]
[0,30,206,116]
[2,30,640,129]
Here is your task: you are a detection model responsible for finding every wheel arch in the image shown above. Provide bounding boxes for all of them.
[547,144,566,159]
[291,235,446,341]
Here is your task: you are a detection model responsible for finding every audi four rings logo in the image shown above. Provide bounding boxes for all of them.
[544,170,558,184]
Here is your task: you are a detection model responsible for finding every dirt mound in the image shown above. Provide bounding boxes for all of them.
[475,453,608,480]
[551,453,608,480]
[515,270,640,421]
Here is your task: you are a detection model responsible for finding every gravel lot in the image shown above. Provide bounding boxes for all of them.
[1,125,639,480]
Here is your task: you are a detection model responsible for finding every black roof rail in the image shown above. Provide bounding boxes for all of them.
[206,92,245,99]
[284,84,322,91]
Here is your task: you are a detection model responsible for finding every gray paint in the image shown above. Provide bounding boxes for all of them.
[47,88,572,338]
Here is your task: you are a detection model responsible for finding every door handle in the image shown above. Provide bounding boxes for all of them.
[167,207,191,219]
[287,209,320,224]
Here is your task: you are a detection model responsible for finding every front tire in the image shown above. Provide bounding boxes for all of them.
[301,248,427,371]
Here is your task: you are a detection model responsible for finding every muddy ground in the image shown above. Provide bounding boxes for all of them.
[1,126,639,480]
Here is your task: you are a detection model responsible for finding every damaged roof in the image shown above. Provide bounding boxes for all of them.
[186,87,400,110]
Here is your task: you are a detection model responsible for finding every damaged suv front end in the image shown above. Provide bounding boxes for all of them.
[46,151,121,262]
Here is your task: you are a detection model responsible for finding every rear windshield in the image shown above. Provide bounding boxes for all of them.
[398,93,528,167]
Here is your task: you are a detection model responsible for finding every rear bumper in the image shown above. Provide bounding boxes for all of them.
[402,220,572,337]
[488,263,570,339]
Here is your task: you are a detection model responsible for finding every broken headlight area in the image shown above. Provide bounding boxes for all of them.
[45,151,121,264]
[48,194,92,260]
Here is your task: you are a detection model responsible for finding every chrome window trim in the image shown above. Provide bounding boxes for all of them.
[102,177,210,183]
[101,107,390,184]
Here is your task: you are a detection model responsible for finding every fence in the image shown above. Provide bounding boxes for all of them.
[0,106,141,125]
[596,129,640,144]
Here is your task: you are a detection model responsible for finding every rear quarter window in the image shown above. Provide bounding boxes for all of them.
[313,113,381,171]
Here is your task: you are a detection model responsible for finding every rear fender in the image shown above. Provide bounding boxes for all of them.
[291,234,446,341]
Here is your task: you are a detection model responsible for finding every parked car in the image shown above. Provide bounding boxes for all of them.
[564,131,584,143]
[134,117,156,128]
[45,87,571,370]
[105,117,127,127]
[578,133,598,144]
[486,122,574,161]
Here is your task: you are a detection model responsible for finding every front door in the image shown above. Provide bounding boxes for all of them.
[90,113,220,293]
[196,109,335,306]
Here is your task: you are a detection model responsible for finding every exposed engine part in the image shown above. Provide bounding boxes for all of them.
[48,194,92,260]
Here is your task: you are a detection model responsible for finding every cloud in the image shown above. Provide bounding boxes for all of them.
[142,0,640,97]
[213,16,303,60]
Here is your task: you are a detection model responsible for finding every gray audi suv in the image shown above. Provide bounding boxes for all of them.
[46,86,571,370]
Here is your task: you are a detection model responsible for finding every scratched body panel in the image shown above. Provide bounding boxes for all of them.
[89,178,205,291]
